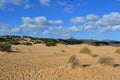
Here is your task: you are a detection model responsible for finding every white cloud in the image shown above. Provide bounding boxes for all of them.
[1,12,120,37]
[57,1,67,6]
[0,0,30,10]
[70,17,84,24]
[97,12,120,32]
[102,12,120,26]
[20,16,47,30]
[68,26,82,32]
[64,4,73,13]
[0,24,11,32]
[86,14,99,21]
[43,25,82,37]
[81,12,120,32]
[34,16,47,25]
[39,0,50,6]
[12,0,23,5]
[0,24,20,34]
[112,25,120,31]
[24,4,31,9]
[20,16,62,30]
[84,21,97,30]
[48,20,63,25]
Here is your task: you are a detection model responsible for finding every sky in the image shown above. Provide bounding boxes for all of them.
[0,0,120,40]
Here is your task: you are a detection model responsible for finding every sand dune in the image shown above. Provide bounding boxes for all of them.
[0,44,120,80]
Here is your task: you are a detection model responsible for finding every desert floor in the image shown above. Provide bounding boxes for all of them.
[0,44,120,80]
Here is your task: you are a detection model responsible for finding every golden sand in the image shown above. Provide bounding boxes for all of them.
[0,44,120,80]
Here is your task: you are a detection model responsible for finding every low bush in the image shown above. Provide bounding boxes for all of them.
[45,42,56,46]
[35,40,42,44]
[115,48,120,54]
[23,42,32,46]
[8,40,20,45]
[98,56,114,66]
[0,43,11,52]
[68,55,83,69]
[0,38,6,42]
[84,42,100,46]
[80,47,91,55]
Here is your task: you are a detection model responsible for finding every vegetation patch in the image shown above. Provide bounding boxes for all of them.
[23,42,32,46]
[45,42,56,46]
[0,43,12,52]
[98,56,114,66]
[68,55,83,69]
[115,48,120,54]
[34,40,42,44]
[80,47,97,57]
[80,47,91,55]
[8,40,20,45]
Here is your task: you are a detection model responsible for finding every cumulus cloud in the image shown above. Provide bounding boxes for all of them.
[67,26,82,32]
[70,17,84,24]
[0,0,30,10]
[39,0,50,6]
[86,14,99,21]
[101,12,120,26]
[70,12,120,32]
[97,12,120,32]
[1,12,120,38]
[84,21,97,30]
[48,20,63,25]
[0,24,20,35]
[112,25,120,31]
[43,25,82,37]
[20,16,62,30]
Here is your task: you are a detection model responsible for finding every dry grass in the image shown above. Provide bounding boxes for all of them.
[98,56,114,66]
[115,48,120,54]
[68,55,83,69]
[80,47,97,57]
[80,47,91,54]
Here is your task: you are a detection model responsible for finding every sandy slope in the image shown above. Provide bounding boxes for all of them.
[0,44,120,80]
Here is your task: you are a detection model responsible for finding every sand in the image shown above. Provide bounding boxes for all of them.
[0,44,120,80]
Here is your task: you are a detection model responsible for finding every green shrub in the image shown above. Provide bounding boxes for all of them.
[115,49,120,54]
[0,38,6,42]
[84,42,100,46]
[45,42,56,46]
[58,41,68,45]
[41,38,57,44]
[68,55,83,69]
[80,47,91,55]
[98,56,114,66]
[35,40,42,44]
[8,40,20,45]
[23,42,32,46]
[0,43,11,52]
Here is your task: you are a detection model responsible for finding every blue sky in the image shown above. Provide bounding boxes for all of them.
[0,0,120,40]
